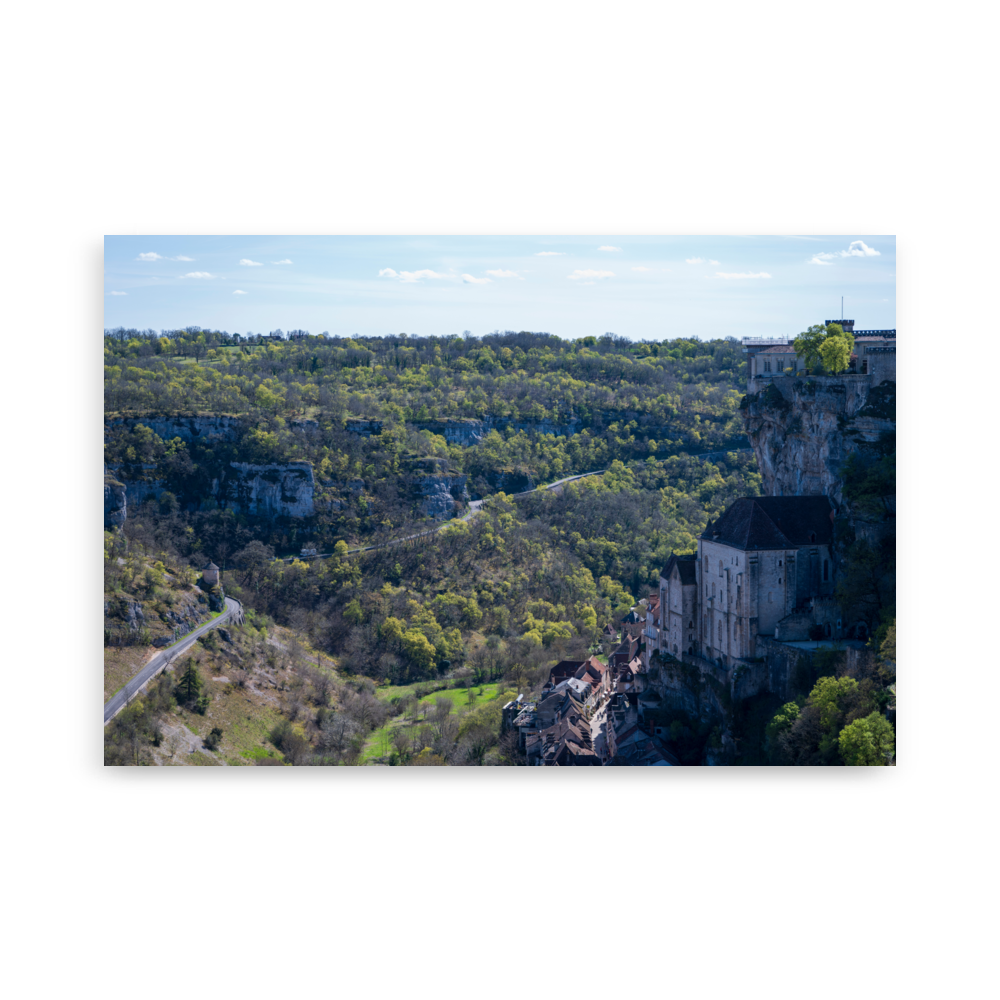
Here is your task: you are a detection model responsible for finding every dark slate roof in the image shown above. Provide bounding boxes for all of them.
[701,496,834,550]
[204,561,220,571]
[661,553,697,585]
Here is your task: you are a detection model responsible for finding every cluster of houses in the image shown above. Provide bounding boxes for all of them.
[501,636,680,766]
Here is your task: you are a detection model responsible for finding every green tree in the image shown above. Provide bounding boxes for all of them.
[839,712,895,765]
[819,335,852,374]
[177,656,203,704]
[808,675,859,755]
[792,324,828,370]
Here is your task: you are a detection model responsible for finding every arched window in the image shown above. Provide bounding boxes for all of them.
[824,622,832,638]
[810,533,816,543]
[823,559,829,582]
[778,559,782,567]
[704,556,709,574]
[712,583,716,598]
[719,560,723,577]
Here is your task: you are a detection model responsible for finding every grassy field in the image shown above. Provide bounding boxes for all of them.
[104,646,154,702]
[360,679,510,764]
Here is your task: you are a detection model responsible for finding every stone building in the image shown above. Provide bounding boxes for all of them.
[742,321,896,388]
[202,560,220,587]
[658,495,837,668]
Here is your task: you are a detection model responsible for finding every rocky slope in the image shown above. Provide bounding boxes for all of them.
[741,377,895,504]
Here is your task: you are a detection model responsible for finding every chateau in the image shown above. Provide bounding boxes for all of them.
[741,319,896,390]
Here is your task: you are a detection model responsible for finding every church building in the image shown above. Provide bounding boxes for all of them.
[658,495,837,667]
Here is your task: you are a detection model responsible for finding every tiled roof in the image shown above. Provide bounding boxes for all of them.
[759,346,798,354]
[662,552,697,585]
[701,496,834,549]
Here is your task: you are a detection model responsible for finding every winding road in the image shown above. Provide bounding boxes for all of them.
[103,597,243,725]
[281,469,608,562]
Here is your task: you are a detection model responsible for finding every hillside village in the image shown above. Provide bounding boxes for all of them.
[496,321,896,765]
[104,319,895,765]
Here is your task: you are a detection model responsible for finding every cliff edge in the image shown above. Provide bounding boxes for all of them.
[740,376,895,504]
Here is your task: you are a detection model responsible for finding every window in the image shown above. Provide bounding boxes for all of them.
[823,559,829,582]
[704,556,709,574]
[778,577,782,584]
[778,559,782,567]
[719,560,723,577]
[810,533,816,543]
[763,360,771,372]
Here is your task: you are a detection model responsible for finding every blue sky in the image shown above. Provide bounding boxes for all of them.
[103,235,895,341]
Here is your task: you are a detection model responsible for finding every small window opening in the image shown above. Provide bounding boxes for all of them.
[823,559,829,582]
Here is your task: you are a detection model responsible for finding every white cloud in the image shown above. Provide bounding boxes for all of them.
[686,257,704,264]
[812,241,881,263]
[233,289,247,295]
[485,269,521,278]
[239,258,263,266]
[109,290,127,295]
[271,259,293,265]
[715,271,771,279]
[598,245,622,252]
[535,251,564,256]
[842,240,880,257]
[462,274,492,284]
[708,259,720,265]
[631,266,652,272]
[380,267,453,283]
[137,252,195,261]
[181,271,214,279]
[568,269,615,281]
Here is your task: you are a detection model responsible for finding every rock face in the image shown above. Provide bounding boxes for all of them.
[106,415,245,444]
[741,377,895,505]
[219,462,316,517]
[104,476,127,529]
[413,475,470,519]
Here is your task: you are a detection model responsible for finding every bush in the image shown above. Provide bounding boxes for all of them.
[203,727,223,751]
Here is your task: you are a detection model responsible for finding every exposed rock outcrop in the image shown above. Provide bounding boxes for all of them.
[741,377,895,504]
[218,462,315,517]
[106,414,245,444]
[104,475,127,529]
[413,474,470,519]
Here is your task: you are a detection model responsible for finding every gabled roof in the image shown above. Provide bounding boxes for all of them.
[701,496,834,550]
[661,553,697,585]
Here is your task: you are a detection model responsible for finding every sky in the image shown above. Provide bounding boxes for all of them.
[103,235,896,341]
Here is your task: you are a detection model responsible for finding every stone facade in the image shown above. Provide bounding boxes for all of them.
[656,496,837,668]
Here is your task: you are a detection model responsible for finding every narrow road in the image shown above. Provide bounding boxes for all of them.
[103,597,242,725]
[281,470,607,563]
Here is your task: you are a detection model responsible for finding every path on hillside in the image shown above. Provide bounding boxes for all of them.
[281,470,608,563]
[103,597,243,725]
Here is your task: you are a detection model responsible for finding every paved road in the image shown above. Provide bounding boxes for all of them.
[281,470,607,563]
[103,597,243,725]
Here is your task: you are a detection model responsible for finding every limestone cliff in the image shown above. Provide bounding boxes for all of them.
[104,475,127,529]
[106,414,245,444]
[219,462,315,517]
[741,377,895,505]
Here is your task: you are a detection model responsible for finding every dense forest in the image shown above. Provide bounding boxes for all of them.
[103,325,894,766]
